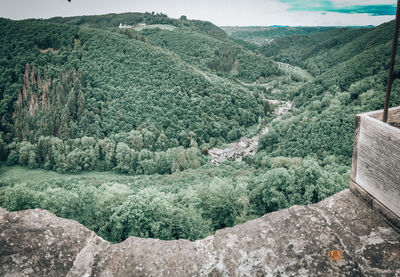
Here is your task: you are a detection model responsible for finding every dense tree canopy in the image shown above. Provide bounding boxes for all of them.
[1,17,281,151]
[1,14,400,243]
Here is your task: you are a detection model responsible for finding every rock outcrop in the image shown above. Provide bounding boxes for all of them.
[1,189,400,276]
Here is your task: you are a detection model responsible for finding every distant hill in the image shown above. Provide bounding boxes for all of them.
[221,26,347,45]
[260,21,394,80]
[47,13,281,82]
[0,15,282,152]
[48,12,229,40]
[256,20,400,162]
[140,27,280,82]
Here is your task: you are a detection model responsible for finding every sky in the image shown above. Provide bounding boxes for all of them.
[0,0,397,26]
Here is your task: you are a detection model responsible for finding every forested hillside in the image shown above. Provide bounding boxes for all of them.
[1,14,399,243]
[255,21,400,164]
[141,28,280,82]
[221,26,343,45]
[48,12,229,40]
[0,16,284,174]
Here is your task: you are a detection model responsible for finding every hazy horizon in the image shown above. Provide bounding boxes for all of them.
[0,0,397,27]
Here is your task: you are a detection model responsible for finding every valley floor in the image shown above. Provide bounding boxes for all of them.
[209,101,292,164]
[0,163,127,185]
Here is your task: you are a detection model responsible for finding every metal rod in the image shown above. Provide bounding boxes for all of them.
[383,0,400,123]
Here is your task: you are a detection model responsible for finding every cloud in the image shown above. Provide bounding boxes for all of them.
[279,0,396,16]
[333,0,394,7]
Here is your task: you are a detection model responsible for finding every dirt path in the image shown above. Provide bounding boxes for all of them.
[209,101,292,164]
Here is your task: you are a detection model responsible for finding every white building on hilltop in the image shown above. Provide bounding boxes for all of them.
[119,23,132,29]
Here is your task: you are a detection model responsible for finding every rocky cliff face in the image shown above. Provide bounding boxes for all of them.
[1,189,399,276]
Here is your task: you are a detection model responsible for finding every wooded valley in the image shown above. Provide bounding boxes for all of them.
[1,12,400,242]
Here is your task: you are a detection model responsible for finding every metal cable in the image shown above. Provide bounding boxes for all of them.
[383,0,400,122]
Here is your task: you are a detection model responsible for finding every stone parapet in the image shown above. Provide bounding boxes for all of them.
[1,189,400,276]
[350,106,400,220]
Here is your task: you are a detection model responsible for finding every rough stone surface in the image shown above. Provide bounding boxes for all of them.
[352,107,400,217]
[1,189,400,276]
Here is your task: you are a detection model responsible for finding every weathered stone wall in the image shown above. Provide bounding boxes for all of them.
[351,107,400,222]
[1,189,399,276]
